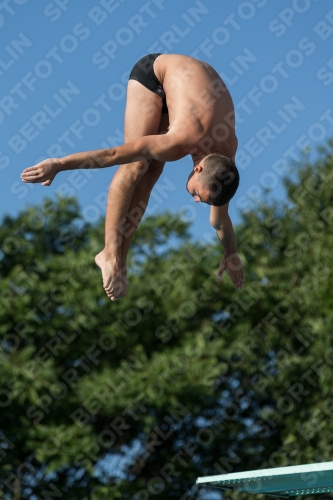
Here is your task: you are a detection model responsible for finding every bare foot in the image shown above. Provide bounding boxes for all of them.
[21,158,60,186]
[95,250,128,301]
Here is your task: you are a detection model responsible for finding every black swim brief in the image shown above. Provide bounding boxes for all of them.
[129,53,168,113]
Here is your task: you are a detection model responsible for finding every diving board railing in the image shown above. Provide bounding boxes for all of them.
[196,461,333,497]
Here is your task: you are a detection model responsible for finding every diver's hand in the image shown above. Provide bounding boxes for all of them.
[21,158,61,186]
[218,253,244,290]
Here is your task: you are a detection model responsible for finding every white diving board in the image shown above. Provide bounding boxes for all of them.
[196,461,333,497]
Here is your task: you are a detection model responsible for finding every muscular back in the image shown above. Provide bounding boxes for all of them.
[154,54,238,159]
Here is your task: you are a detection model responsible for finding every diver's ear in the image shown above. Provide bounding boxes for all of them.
[194,164,203,173]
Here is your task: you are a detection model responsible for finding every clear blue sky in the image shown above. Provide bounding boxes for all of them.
[1,0,333,238]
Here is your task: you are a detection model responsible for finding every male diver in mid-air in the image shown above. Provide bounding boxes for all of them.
[21,54,244,301]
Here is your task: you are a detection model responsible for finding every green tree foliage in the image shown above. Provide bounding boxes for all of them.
[0,140,333,499]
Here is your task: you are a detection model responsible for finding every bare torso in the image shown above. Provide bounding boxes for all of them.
[154,54,237,159]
